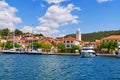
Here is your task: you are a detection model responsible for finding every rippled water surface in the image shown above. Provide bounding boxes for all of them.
[0,54,120,80]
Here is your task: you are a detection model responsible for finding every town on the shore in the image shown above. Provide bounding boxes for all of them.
[0,28,120,55]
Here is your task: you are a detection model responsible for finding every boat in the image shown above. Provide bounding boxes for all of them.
[80,46,96,58]
[1,48,22,54]
[117,46,120,57]
[24,49,42,54]
[1,24,42,55]
[1,48,42,55]
[1,23,22,54]
[23,27,42,55]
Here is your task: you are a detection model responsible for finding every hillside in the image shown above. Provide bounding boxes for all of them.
[64,30,120,42]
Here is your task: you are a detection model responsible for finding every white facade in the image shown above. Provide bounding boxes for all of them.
[62,40,80,48]
[76,29,81,41]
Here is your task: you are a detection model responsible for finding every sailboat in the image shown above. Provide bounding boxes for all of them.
[1,24,22,54]
[23,27,42,54]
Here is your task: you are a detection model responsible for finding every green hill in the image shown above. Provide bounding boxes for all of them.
[64,30,120,42]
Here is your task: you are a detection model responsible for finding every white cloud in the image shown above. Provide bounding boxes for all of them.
[46,0,65,4]
[58,34,66,37]
[20,0,80,36]
[97,0,112,3]
[36,4,79,36]
[21,3,80,36]
[0,1,22,30]
[20,26,32,33]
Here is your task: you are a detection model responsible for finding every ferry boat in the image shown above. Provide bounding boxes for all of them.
[80,47,96,58]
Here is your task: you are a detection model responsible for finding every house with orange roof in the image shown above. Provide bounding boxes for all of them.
[62,37,81,48]
[54,37,64,44]
[7,36,21,42]
[54,29,82,49]
[100,35,120,46]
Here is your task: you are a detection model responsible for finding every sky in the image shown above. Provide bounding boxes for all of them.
[0,0,120,37]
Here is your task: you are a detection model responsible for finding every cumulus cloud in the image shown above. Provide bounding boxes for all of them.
[36,4,79,35]
[97,0,112,3]
[21,0,80,36]
[22,3,80,36]
[20,26,32,33]
[0,1,22,30]
[46,0,65,4]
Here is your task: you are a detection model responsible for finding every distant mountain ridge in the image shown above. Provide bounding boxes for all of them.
[64,30,120,42]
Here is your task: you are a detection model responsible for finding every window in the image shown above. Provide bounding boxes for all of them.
[67,41,70,43]
[71,41,73,43]
[67,45,70,48]
[64,41,65,43]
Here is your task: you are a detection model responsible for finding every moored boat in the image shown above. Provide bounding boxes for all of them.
[117,46,120,57]
[24,49,42,54]
[80,47,96,58]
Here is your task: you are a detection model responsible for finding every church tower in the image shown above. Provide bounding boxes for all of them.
[76,28,81,41]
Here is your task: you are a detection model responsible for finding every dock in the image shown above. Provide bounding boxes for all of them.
[96,53,117,57]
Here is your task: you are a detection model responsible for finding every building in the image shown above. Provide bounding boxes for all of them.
[76,28,81,41]
[61,29,82,48]
[100,35,120,46]
[62,37,80,48]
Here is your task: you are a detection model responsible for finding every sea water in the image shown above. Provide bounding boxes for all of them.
[0,54,120,80]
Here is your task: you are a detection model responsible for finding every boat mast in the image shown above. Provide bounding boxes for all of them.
[31,25,33,50]
[13,22,15,49]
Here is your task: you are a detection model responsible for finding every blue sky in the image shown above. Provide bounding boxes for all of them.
[0,0,120,37]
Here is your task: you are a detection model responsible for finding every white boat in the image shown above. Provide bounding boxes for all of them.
[24,49,42,54]
[117,46,120,57]
[80,47,96,58]
[1,48,22,54]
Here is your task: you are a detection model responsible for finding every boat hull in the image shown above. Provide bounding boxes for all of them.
[81,52,95,58]
[117,52,120,57]
[1,51,42,55]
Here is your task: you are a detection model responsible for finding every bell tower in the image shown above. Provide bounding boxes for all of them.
[76,28,81,41]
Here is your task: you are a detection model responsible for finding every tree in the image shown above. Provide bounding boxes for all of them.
[57,43,66,52]
[0,42,5,48]
[99,42,108,49]
[107,41,118,53]
[99,41,118,53]
[5,42,13,49]
[71,45,80,52]
[34,34,43,37]
[15,29,23,36]
[42,43,52,50]
[1,28,10,37]
[3,42,21,49]
[14,42,21,48]
[29,42,42,49]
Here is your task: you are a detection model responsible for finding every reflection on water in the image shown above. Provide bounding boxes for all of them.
[0,54,120,80]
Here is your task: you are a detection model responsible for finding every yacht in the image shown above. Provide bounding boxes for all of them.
[117,46,120,57]
[80,47,96,58]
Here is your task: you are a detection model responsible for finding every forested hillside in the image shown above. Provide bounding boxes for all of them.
[64,30,120,42]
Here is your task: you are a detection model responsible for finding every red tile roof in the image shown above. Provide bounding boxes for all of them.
[63,37,76,41]
[101,35,120,40]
